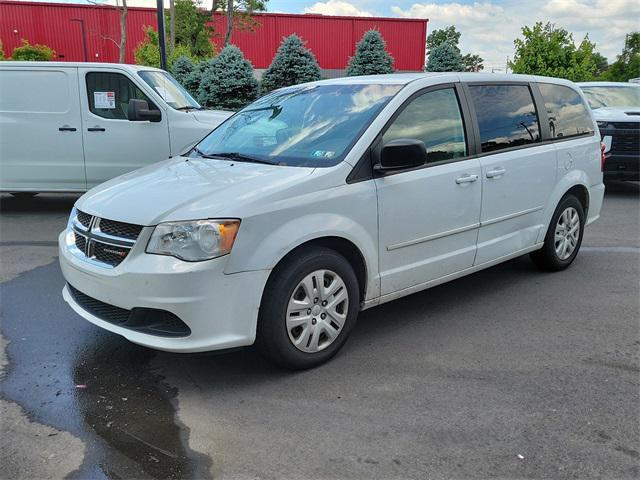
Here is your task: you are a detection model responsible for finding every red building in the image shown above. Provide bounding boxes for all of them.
[0,1,428,72]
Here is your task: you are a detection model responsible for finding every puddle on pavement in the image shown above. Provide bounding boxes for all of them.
[0,262,212,479]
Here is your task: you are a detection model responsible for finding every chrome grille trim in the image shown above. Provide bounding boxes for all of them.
[67,211,143,268]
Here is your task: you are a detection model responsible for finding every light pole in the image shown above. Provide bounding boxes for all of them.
[71,18,88,62]
[156,0,167,70]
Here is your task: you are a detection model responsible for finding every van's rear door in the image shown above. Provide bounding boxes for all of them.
[78,67,170,187]
[0,65,86,192]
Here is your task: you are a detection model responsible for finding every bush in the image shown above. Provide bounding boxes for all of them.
[171,55,195,87]
[0,40,5,60]
[134,27,207,70]
[11,39,56,61]
[346,30,394,76]
[425,41,464,72]
[261,34,321,92]
[190,59,215,102]
[198,45,258,110]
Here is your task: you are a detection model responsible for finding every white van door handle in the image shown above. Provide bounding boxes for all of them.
[87,127,106,132]
[58,125,77,132]
[486,168,506,178]
[455,174,479,184]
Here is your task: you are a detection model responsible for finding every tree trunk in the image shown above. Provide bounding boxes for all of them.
[118,0,127,63]
[169,0,175,50]
[224,0,233,46]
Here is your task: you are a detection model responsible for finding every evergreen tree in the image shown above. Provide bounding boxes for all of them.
[190,59,215,101]
[171,55,195,88]
[346,30,394,76]
[198,45,259,110]
[261,34,321,92]
[425,42,464,72]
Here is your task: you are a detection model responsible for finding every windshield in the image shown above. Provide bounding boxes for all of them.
[192,83,403,167]
[581,85,640,109]
[138,70,201,110]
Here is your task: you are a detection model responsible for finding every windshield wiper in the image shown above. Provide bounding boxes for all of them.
[207,152,278,165]
[176,106,204,111]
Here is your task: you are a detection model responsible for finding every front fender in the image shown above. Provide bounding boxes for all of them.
[224,182,380,301]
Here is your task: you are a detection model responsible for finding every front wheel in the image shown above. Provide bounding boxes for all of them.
[256,248,360,370]
[530,194,585,271]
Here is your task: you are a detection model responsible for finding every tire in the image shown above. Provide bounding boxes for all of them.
[10,192,38,199]
[256,247,360,370]
[530,194,585,271]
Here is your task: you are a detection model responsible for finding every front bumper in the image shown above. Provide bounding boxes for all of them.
[603,153,640,180]
[59,230,270,352]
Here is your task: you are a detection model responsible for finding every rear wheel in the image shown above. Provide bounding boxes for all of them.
[256,247,360,369]
[530,194,585,271]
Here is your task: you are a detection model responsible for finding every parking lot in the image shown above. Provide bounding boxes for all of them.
[1,182,638,479]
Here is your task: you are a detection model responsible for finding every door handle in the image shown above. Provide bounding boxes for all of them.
[87,127,106,132]
[58,126,77,132]
[455,174,479,184]
[486,168,506,178]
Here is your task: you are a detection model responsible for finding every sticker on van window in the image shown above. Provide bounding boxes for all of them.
[94,91,115,109]
[311,150,335,158]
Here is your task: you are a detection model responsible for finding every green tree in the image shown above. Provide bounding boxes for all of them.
[510,22,599,81]
[10,39,56,61]
[212,0,268,47]
[169,0,215,58]
[605,32,640,81]
[427,25,461,52]
[171,55,196,87]
[188,58,215,100]
[134,27,201,69]
[427,25,483,72]
[346,30,394,76]
[592,51,609,78]
[198,45,258,110]
[425,41,464,72]
[261,34,321,92]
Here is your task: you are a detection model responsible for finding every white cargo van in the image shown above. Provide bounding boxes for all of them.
[0,62,232,194]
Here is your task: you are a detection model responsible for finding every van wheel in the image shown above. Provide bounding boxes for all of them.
[256,247,360,370]
[530,195,585,271]
[10,192,38,199]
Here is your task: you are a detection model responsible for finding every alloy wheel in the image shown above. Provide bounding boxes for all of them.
[554,206,580,260]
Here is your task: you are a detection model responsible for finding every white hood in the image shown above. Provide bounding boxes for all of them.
[591,106,640,122]
[76,157,315,226]
[191,109,233,126]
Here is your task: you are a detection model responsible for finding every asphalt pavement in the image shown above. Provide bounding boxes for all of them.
[1,182,638,479]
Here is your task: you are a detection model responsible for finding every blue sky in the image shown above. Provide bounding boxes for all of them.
[264,0,638,71]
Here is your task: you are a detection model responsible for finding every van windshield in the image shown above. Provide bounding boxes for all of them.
[581,85,640,109]
[192,83,403,167]
[138,70,201,110]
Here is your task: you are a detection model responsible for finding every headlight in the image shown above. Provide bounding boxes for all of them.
[596,121,608,129]
[147,219,240,261]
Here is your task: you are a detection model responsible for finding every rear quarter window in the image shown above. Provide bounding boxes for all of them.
[0,70,70,113]
[538,83,594,139]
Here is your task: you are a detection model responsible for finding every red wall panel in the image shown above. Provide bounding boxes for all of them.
[0,2,427,71]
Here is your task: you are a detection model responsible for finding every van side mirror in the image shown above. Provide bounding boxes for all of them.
[128,99,161,122]
[375,139,427,173]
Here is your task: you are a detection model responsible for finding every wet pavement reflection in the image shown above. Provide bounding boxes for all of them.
[1,262,211,479]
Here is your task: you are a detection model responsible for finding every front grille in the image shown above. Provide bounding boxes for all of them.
[612,134,640,153]
[99,218,143,240]
[93,242,130,266]
[67,283,191,337]
[70,211,143,268]
[77,210,92,228]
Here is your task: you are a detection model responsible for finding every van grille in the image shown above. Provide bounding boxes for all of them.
[69,210,143,268]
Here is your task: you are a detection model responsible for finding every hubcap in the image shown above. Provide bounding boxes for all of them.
[286,269,349,353]
[554,207,580,260]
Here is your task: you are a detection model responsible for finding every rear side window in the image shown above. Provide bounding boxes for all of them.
[469,84,541,153]
[86,72,155,120]
[538,83,594,139]
[383,88,467,164]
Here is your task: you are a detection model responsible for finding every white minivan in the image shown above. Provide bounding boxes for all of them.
[0,62,231,194]
[59,73,605,369]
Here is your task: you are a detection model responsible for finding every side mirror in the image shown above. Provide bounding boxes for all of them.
[128,99,161,122]
[375,139,427,173]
